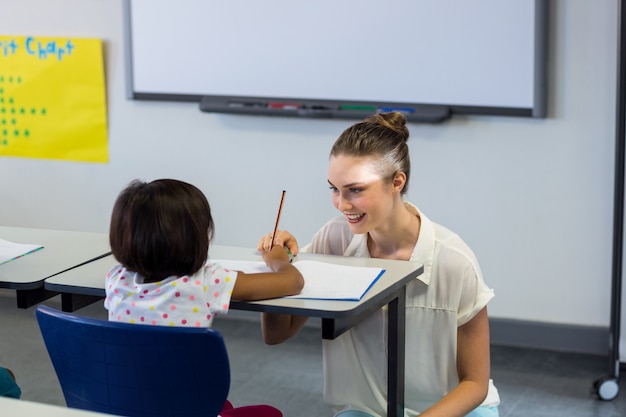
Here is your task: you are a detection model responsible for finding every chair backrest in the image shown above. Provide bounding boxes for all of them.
[35,305,230,417]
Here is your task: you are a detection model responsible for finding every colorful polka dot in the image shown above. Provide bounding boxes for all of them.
[105,264,235,329]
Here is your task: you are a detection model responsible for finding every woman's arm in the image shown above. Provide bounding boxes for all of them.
[261,312,309,345]
[231,246,304,301]
[255,231,308,344]
[420,307,491,417]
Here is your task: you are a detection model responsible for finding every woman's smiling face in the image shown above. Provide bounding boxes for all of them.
[328,154,396,235]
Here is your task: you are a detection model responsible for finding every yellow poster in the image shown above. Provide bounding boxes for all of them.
[0,36,108,163]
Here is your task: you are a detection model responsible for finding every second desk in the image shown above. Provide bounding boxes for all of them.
[0,226,110,308]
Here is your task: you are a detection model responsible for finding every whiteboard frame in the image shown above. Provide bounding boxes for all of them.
[123,0,548,120]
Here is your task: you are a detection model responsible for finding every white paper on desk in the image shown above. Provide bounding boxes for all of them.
[0,238,44,266]
[213,259,385,301]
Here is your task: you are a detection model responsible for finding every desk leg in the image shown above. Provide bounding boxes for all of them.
[388,286,406,417]
[16,288,58,309]
[60,293,104,312]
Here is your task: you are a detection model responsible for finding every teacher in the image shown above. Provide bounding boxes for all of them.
[258,111,501,417]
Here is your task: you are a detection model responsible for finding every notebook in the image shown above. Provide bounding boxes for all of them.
[213,259,385,301]
[0,238,44,266]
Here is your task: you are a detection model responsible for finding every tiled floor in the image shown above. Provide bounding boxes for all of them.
[0,289,625,416]
[490,345,624,417]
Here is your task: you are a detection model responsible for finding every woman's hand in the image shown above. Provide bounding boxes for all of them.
[258,230,299,256]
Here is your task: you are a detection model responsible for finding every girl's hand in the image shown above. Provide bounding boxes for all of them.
[261,245,292,271]
[258,230,299,256]
[233,245,304,301]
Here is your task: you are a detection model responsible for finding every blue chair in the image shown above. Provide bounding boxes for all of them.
[35,305,271,417]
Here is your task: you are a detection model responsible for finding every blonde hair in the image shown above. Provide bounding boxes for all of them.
[330,111,411,194]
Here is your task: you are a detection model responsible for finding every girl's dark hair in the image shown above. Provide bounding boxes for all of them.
[109,179,214,281]
[330,111,411,194]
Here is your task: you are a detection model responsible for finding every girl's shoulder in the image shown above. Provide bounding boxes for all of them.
[200,261,239,283]
[106,263,125,279]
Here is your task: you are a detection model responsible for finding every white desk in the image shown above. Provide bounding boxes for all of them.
[0,226,110,308]
[0,397,116,416]
[45,245,423,417]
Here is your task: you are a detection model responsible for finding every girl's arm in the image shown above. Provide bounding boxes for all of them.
[230,245,304,301]
[420,306,491,417]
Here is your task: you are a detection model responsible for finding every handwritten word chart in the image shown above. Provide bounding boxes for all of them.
[0,36,108,163]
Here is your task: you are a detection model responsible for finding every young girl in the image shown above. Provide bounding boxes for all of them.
[105,178,304,416]
[258,112,500,417]
[105,178,303,327]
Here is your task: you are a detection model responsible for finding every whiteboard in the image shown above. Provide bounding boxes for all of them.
[125,0,547,118]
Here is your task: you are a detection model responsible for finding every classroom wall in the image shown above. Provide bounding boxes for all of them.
[1,1,622,352]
